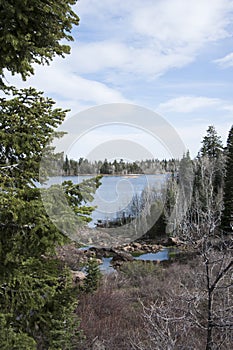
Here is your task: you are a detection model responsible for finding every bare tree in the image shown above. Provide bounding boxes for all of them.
[133,153,232,350]
[131,247,232,350]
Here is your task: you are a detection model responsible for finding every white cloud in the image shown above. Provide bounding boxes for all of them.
[4,0,233,125]
[68,42,193,80]
[69,42,130,74]
[131,0,231,44]
[214,52,233,67]
[5,60,129,112]
[158,96,222,113]
[74,0,233,80]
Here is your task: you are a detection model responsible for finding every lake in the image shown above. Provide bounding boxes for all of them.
[45,174,168,227]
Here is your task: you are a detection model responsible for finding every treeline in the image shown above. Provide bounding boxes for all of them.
[62,156,179,175]
[137,125,233,239]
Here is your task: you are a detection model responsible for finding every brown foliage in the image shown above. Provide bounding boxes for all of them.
[74,249,232,350]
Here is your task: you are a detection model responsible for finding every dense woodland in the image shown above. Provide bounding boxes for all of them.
[62,156,179,175]
[0,1,232,349]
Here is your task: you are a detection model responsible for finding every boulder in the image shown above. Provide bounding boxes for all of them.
[122,245,132,252]
[70,270,86,284]
[151,244,161,252]
[166,237,181,246]
[111,250,134,262]
[132,242,142,249]
[95,258,103,265]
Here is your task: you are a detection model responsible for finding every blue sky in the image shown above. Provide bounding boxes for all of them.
[7,0,233,159]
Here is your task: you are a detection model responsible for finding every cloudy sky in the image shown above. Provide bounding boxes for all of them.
[7,0,233,159]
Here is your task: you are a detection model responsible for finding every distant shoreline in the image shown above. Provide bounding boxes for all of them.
[61,173,166,177]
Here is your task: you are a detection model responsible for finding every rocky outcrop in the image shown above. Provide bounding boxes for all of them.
[111,251,134,262]
[111,250,134,268]
[118,242,162,253]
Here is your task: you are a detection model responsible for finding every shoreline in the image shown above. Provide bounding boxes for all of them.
[60,172,167,177]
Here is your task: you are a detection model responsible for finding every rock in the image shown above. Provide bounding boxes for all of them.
[143,245,151,252]
[117,242,163,254]
[166,237,181,246]
[70,270,86,284]
[111,250,134,263]
[95,258,103,265]
[151,244,161,252]
[132,242,142,249]
[89,247,112,258]
[111,250,134,268]
[85,249,96,258]
[122,245,131,252]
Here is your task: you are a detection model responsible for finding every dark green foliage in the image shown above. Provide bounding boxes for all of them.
[0,0,79,83]
[99,158,112,174]
[221,125,233,233]
[0,258,80,349]
[200,125,223,159]
[0,88,100,347]
[145,210,167,239]
[61,156,176,176]
[194,126,224,208]
[197,126,225,198]
[0,1,89,347]
[63,155,70,175]
[144,201,167,239]
[0,87,68,186]
[0,314,37,349]
[83,259,101,293]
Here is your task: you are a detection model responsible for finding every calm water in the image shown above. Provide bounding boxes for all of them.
[43,174,167,226]
[135,248,169,261]
[100,248,170,273]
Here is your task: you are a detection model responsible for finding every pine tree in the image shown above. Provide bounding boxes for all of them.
[0,90,102,347]
[0,2,89,347]
[63,155,70,175]
[100,159,111,174]
[196,125,224,201]
[221,126,233,233]
[200,125,223,159]
[0,0,79,84]
[83,258,102,293]
[179,126,225,240]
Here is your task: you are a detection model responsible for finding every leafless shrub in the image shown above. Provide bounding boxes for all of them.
[75,273,143,350]
[131,250,232,350]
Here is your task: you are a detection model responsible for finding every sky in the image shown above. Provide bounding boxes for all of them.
[6,0,233,160]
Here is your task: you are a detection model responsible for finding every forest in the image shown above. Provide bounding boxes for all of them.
[62,156,178,175]
[0,1,232,349]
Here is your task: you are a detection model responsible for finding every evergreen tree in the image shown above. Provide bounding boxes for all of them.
[100,159,111,174]
[83,259,102,293]
[0,89,101,348]
[200,125,223,159]
[179,126,225,240]
[0,1,94,348]
[63,155,70,175]
[196,125,224,199]
[0,0,79,84]
[221,125,233,233]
